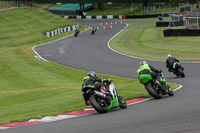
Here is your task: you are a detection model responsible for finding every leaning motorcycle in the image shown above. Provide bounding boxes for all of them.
[138,72,174,99]
[172,62,185,77]
[82,80,127,113]
[74,30,79,37]
[91,28,96,35]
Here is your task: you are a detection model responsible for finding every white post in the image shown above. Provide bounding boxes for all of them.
[196,12,199,29]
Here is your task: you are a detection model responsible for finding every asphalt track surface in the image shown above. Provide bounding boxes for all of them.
[2,20,200,133]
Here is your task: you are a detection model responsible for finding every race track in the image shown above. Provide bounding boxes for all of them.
[2,20,200,133]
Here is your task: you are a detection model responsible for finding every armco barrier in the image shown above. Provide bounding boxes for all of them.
[43,24,79,37]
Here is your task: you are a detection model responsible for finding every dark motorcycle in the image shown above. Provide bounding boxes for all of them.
[172,62,185,77]
[74,30,79,37]
[91,28,97,35]
[139,72,174,99]
[82,80,127,113]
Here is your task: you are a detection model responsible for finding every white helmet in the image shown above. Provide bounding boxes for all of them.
[87,71,96,77]
[140,61,147,66]
[167,54,172,58]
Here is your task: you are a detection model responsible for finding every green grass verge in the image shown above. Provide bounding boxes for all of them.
[110,24,200,61]
[0,7,179,125]
[127,22,156,27]
[0,7,77,50]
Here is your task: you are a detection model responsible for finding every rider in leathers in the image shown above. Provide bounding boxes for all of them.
[166,54,179,73]
[137,61,161,80]
[82,71,108,105]
[75,28,79,34]
[93,27,97,31]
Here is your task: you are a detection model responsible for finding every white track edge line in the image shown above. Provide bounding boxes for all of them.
[1,22,184,130]
[0,85,182,130]
[107,24,163,62]
[107,23,199,64]
[32,22,86,62]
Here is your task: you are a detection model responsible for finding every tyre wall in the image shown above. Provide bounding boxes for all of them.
[156,21,183,27]
[163,29,200,37]
[43,24,79,37]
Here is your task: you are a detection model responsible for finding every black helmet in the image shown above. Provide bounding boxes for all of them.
[140,61,147,66]
[87,71,96,77]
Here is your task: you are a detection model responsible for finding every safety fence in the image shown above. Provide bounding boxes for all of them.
[43,24,79,37]
[163,10,200,37]
[156,12,184,27]
[184,11,200,29]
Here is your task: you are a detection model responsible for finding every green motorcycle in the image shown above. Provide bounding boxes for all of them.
[138,72,174,99]
[82,80,127,113]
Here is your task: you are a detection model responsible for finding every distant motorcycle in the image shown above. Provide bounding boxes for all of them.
[82,80,127,113]
[91,28,97,35]
[172,62,185,77]
[74,30,79,37]
[138,72,174,99]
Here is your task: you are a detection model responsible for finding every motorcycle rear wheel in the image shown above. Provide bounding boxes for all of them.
[89,95,108,113]
[145,82,162,99]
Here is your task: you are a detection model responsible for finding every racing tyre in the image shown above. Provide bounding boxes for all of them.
[177,68,185,78]
[74,32,78,37]
[118,95,127,109]
[145,82,162,99]
[89,95,108,113]
[166,85,174,96]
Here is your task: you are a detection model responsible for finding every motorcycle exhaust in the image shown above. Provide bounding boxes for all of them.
[94,90,107,98]
[154,80,162,88]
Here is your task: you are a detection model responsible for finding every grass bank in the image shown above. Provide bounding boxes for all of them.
[110,22,200,61]
[127,22,156,27]
[0,7,179,125]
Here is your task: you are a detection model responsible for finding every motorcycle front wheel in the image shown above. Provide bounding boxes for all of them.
[74,33,78,37]
[118,95,127,109]
[145,82,162,99]
[89,95,108,113]
[166,85,174,96]
[177,68,185,78]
